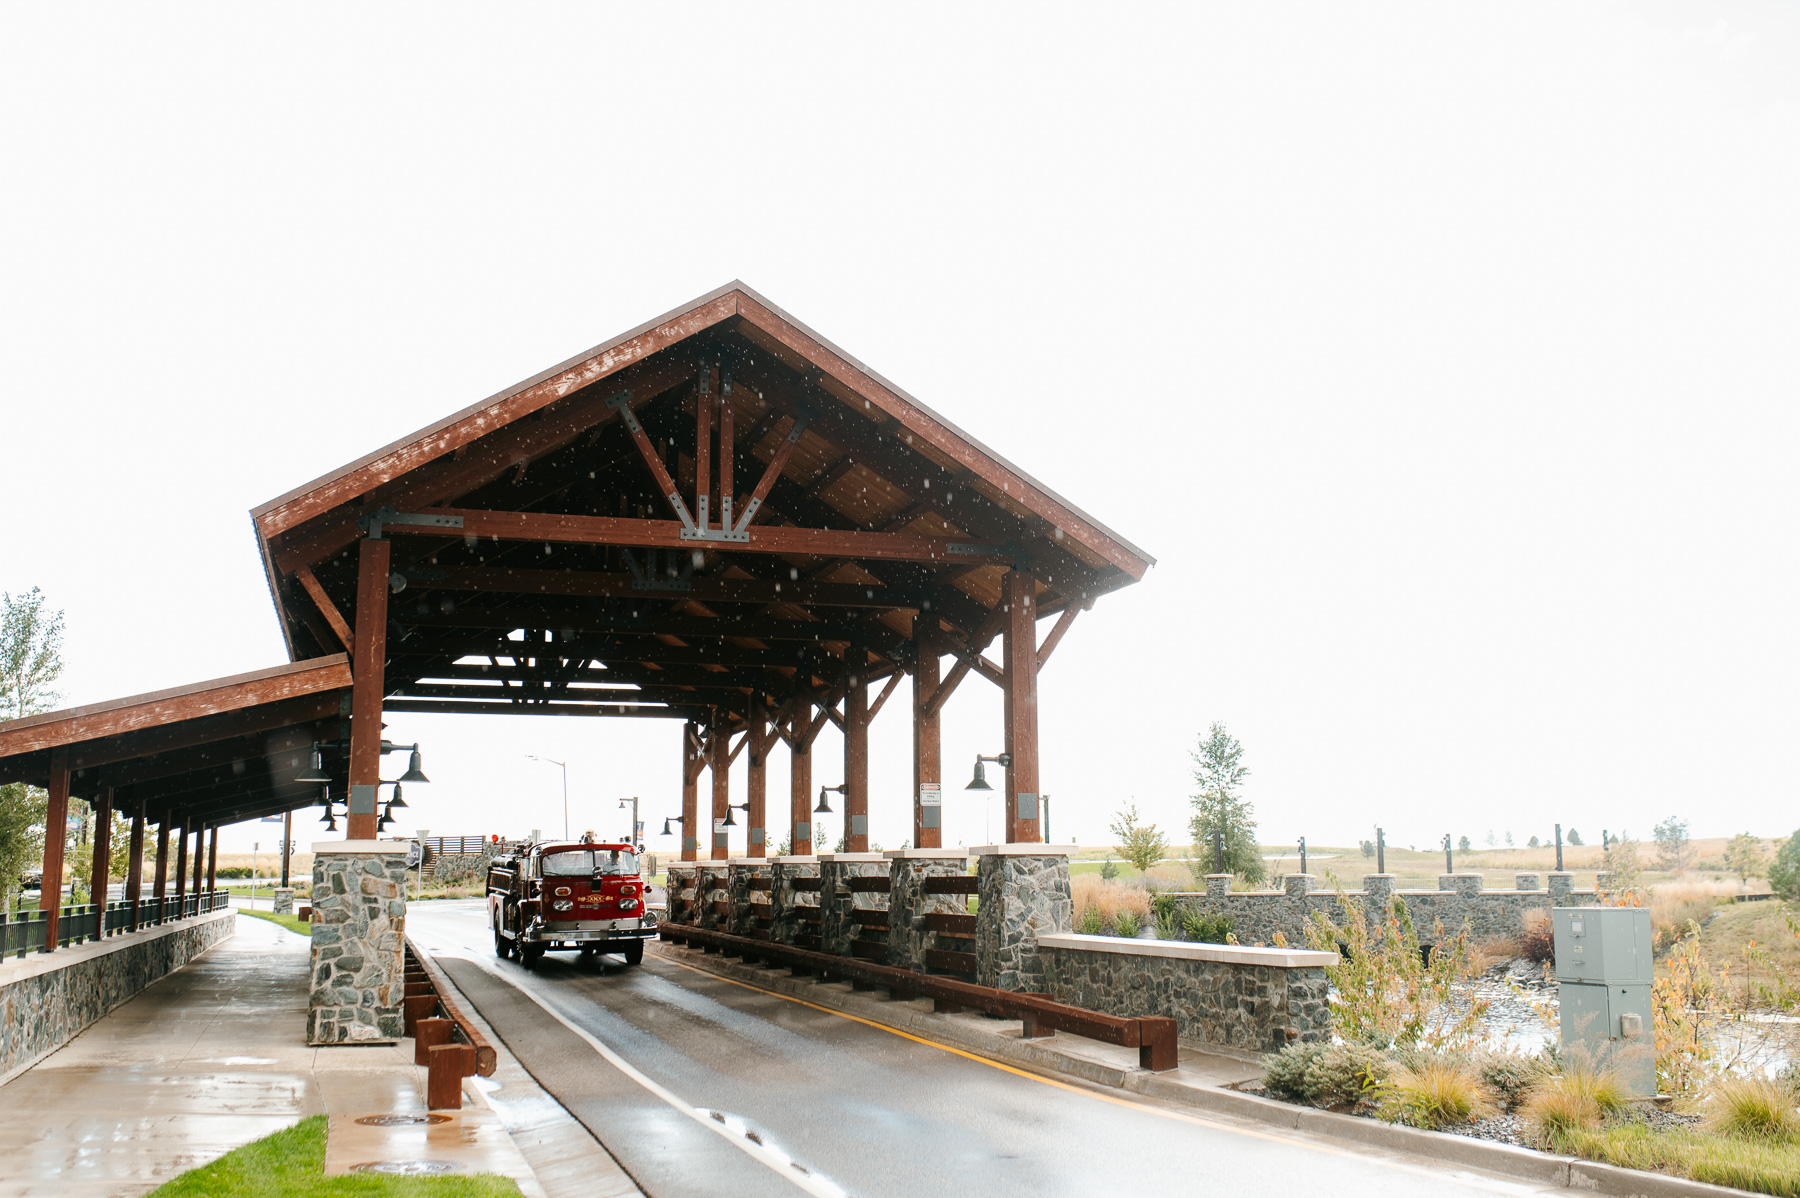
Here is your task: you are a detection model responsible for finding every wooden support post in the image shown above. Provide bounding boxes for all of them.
[695,363,712,532]
[206,825,218,896]
[718,371,735,531]
[40,749,69,951]
[153,819,169,914]
[1002,569,1041,844]
[746,695,767,858]
[91,785,114,920]
[845,645,869,853]
[912,616,942,848]
[126,802,146,931]
[281,809,292,888]
[173,818,188,903]
[680,721,700,862]
[710,713,730,860]
[414,1016,453,1065]
[790,698,813,856]
[191,825,205,899]
[347,535,392,841]
[428,1043,475,1110]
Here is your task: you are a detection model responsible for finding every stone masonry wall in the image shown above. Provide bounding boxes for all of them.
[976,852,1072,993]
[728,861,772,938]
[1178,873,1590,948]
[819,856,887,959]
[769,858,818,946]
[308,850,408,1045]
[1039,939,1333,1054]
[0,909,235,1082]
[666,864,700,924]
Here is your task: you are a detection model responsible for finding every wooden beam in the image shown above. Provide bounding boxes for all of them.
[40,749,69,951]
[126,801,146,930]
[913,615,942,849]
[383,509,1013,567]
[732,413,805,535]
[789,696,813,855]
[1036,603,1081,670]
[681,720,701,862]
[696,364,713,531]
[295,567,354,654]
[383,700,697,719]
[866,671,903,724]
[710,713,730,861]
[415,565,924,611]
[1002,570,1041,844]
[91,785,114,913]
[746,695,766,857]
[347,537,390,840]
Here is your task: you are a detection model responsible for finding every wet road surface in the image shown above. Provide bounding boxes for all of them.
[408,900,1551,1198]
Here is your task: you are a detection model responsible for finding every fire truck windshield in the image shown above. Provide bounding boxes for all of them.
[541,849,638,877]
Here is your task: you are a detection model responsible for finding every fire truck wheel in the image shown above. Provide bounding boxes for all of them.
[493,929,510,960]
[521,946,543,971]
[623,940,644,966]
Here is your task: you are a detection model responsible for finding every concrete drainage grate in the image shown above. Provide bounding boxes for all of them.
[354,1114,451,1127]
[348,1161,462,1175]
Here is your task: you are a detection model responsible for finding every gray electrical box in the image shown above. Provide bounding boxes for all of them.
[1553,907,1655,1096]
[1553,907,1653,985]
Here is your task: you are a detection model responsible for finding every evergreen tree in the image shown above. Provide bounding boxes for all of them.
[1767,830,1800,902]
[1187,722,1264,884]
[0,590,64,910]
[1566,828,1584,846]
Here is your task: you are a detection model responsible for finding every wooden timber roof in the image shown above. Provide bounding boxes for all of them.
[252,281,1156,729]
[0,656,351,826]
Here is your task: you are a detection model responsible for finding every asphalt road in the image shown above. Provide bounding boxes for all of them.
[408,900,1548,1198]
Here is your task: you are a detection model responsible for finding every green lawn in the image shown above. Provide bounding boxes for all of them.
[237,908,311,937]
[148,1115,520,1197]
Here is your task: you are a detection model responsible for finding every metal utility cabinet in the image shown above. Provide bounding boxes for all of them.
[1552,907,1655,1096]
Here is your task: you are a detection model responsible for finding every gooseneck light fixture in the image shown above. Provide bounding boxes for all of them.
[816,784,845,814]
[964,753,1011,791]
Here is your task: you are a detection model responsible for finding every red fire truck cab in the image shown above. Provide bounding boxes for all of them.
[486,840,655,969]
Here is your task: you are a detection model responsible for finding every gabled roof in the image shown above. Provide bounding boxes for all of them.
[248,282,1153,726]
[0,656,351,823]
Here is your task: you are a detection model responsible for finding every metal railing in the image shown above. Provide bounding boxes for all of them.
[1,890,230,958]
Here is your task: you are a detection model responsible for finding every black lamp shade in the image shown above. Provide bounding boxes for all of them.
[387,784,408,809]
[295,746,331,785]
[398,748,430,784]
[966,759,992,791]
[661,817,675,836]
[815,786,833,814]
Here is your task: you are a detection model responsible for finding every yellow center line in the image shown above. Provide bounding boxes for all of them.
[652,948,1368,1158]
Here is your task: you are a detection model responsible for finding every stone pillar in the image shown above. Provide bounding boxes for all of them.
[665,864,699,924]
[1283,874,1316,897]
[1362,874,1396,921]
[819,853,887,958]
[770,856,819,947]
[1204,874,1232,898]
[729,859,772,938]
[1515,873,1541,891]
[886,848,967,972]
[273,887,296,915]
[1451,874,1483,898]
[1548,872,1575,903]
[697,862,730,931]
[307,841,409,1045]
[1438,874,1456,892]
[974,844,1073,993]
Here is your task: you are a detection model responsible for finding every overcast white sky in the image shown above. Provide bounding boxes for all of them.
[3,4,1796,859]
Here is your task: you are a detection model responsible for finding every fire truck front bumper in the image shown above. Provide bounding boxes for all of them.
[537,916,658,945]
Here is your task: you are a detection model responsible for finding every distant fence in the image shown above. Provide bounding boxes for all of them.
[1,890,229,959]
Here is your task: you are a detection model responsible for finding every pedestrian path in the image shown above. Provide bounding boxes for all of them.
[0,911,548,1197]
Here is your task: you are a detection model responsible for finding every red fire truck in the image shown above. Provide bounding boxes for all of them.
[486,839,655,969]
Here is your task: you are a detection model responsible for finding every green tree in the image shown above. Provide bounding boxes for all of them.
[1528,834,1540,848]
[1603,832,1643,893]
[1566,828,1584,846]
[1653,816,1691,872]
[1108,803,1167,876]
[0,589,66,910]
[1768,830,1800,903]
[1457,835,1471,852]
[1724,833,1767,885]
[1187,722,1264,885]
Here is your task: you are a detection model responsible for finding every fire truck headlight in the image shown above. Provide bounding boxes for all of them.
[619,898,639,911]
[552,900,574,912]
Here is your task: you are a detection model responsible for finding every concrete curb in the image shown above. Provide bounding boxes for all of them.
[653,944,1754,1198]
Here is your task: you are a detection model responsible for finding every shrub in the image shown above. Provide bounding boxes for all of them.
[1302,1042,1392,1108]
[1261,1042,1325,1101]
[1518,912,1555,964]
[1075,905,1103,935]
[1376,1058,1495,1129]
[1151,892,1182,940]
[1099,859,1119,881]
[1071,875,1150,931]
[1705,1077,1800,1143]
[1304,894,1489,1051]
[1522,1061,1631,1146]
[1112,909,1142,938]
[1477,1051,1547,1113]
[1183,907,1233,944]
[215,866,254,879]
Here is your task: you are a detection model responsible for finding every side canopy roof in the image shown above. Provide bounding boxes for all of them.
[251,282,1153,727]
[0,656,351,824]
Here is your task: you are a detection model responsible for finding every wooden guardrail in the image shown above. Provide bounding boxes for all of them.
[403,936,497,1108]
[658,921,1178,1071]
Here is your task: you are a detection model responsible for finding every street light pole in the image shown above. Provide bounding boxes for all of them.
[527,755,568,840]
[619,797,640,845]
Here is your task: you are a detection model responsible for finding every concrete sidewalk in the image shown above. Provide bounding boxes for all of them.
[0,912,551,1197]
